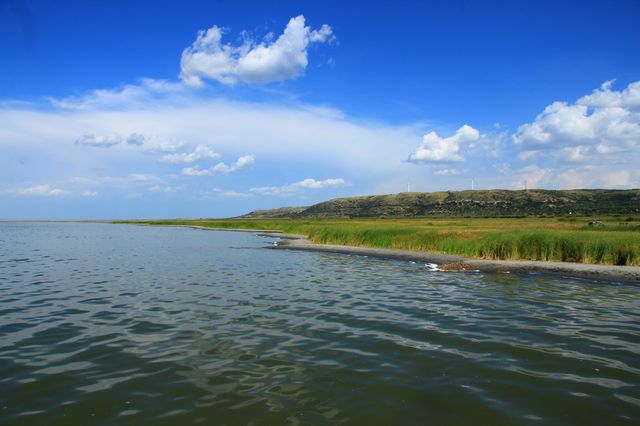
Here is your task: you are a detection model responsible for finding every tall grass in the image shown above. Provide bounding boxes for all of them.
[119,217,640,266]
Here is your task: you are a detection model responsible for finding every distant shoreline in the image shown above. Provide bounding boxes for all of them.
[7,221,637,282]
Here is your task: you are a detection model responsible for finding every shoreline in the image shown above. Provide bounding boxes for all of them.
[123,223,640,283]
[263,232,640,284]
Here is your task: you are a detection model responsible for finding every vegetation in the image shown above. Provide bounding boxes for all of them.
[117,215,640,266]
[241,189,640,218]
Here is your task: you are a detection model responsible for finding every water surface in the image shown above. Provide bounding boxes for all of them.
[0,222,639,425]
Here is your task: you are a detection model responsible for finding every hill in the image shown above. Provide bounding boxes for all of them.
[240,189,640,218]
[239,206,309,219]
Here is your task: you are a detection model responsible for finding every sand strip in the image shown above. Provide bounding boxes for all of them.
[267,234,640,283]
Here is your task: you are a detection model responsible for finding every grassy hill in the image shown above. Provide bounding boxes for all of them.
[241,189,640,218]
[239,206,308,219]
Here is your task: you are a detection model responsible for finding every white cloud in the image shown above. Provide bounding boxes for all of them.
[554,146,591,162]
[75,132,147,148]
[180,15,333,86]
[577,79,640,109]
[212,188,252,198]
[7,184,69,197]
[75,133,122,147]
[181,166,212,177]
[513,80,640,155]
[294,178,345,189]
[250,177,345,196]
[183,154,254,176]
[506,80,640,188]
[81,190,98,197]
[433,168,460,176]
[1,83,419,180]
[69,174,158,186]
[148,185,186,193]
[503,165,553,190]
[213,154,255,173]
[408,124,480,163]
[146,141,187,153]
[51,78,185,111]
[129,173,157,182]
[160,144,221,163]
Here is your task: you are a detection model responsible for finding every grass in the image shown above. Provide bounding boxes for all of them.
[116,215,640,266]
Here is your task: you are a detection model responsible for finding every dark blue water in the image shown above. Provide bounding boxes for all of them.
[0,222,638,425]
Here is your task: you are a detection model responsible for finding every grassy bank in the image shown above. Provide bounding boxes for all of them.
[117,216,640,266]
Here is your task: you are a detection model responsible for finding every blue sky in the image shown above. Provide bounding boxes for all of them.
[1,0,639,219]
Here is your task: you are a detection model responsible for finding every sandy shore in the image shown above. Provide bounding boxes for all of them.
[261,232,640,284]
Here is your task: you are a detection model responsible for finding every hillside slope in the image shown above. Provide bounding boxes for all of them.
[240,189,640,218]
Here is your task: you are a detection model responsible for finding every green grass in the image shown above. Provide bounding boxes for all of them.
[116,215,640,266]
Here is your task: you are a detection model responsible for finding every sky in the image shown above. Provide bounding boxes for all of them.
[1,0,639,219]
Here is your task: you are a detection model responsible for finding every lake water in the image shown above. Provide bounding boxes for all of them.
[0,222,639,425]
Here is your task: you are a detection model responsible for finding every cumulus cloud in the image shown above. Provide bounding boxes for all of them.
[250,177,345,196]
[294,178,345,189]
[180,15,333,86]
[211,154,255,173]
[182,154,255,176]
[160,144,220,163]
[181,166,212,177]
[408,125,480,163]
[513,80,640,157]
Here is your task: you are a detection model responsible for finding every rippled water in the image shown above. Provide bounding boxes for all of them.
[0,222,639,425]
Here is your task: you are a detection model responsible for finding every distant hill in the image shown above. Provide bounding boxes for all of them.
[239,189,640,218]
[239,206,309,219]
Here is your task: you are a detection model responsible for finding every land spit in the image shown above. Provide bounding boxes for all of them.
[260,231,640,284]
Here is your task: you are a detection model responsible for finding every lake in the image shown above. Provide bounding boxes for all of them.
[0,222,638,425]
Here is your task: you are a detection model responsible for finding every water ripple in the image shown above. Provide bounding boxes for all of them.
[0,222,638,425]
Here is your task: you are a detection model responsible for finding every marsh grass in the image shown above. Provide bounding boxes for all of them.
[118,216,640,266]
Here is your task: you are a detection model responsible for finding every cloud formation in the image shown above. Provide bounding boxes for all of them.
[182,154,255,176]
[160,144,220,163]
[408,125,480,163]
[75,132,146,148]
[212,188,252,198]
[75,133,123,148]
[5,184,69,197]
[433,168,461,176]
[149,185,186,193]
[180,15,333,86]
[513,80,640,159]
[250,177,345,196]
